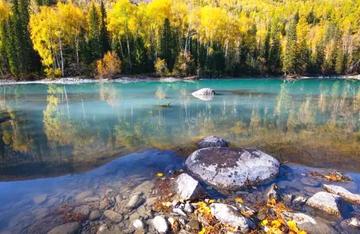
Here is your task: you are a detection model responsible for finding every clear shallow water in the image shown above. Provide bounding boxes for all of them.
[0,78,359,178]
[0,78,360,233]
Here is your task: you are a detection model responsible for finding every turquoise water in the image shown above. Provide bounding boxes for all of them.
[0,78,360,232]
[0,78,360,179]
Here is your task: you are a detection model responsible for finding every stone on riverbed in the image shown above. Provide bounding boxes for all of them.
[33,194,47,204]
[175,173,205,201]
[323,184,360,205]
[210,203,254,232]
[306,191,345,217]
[283,212,336,234]
[197,136,229,148]
[185,147,280,190]
[47,222,79,234]
[191,88,215,101]
[151,216,168,233]
[104,210,123,223]
[127,192,145,210]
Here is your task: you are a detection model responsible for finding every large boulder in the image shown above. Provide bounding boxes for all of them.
[185,147,280,190]
[191,88,215,101]
[197,136,229,149]
[175,173,205,201]
[210,203,254,232]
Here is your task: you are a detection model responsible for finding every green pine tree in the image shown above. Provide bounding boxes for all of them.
[283,13,299,76]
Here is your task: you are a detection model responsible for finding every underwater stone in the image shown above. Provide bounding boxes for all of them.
[323,184,360,205]
[47,222,79,234]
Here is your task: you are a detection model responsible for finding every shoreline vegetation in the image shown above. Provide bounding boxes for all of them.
[1,0,360,81]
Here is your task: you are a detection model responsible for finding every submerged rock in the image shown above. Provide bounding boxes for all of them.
[33,194,48,204]
[185,147,280,190]
[47,222,79,234]
[323,184,360,205]
[191,88,215,101]
[152,216,168,233]
[104,210,123,223]
[197,136,229,149]
[306,191,345,217]
[127,192,145,210]
[210,203,254,232]
[175,173,204,201]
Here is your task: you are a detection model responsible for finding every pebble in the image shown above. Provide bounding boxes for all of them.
[33,194,48,204]
[47,222,79,234]
[89,210,101,221]
[127,192,145,210]
[152,216,168,233]
[104,210,123,223]
[133,219,144,230]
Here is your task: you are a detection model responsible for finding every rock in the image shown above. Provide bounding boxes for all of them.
[266,183,279,201]
[323,184,360,205]
[342,217,360,229]
[152,216,168,233]
[186,220,201,232]
[185,147,280,190]
[89,210,101,220]
[173,207,187,217]
[75,191,93,201]
[33,194,48,204]
[73,205,90,218]
[191,88,215,101]
[99,198,111,210]
[47,222,79,234]
[104,210,123,223]
[210,203,254,232]
[175,173,204,200]
[197,136,229,149]
[283,212,336,234]
[306,191,345,217]
[127,192,145,210]
[183,202,194,213]
[133,219,144,230]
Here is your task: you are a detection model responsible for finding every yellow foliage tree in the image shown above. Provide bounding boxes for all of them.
[96,51,122,79]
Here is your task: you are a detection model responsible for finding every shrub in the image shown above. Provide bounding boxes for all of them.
[173,50,196,77]
[154,58,169,77]
[96,51,121,79]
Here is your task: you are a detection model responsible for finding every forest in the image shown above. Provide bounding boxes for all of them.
[0,0,360,79]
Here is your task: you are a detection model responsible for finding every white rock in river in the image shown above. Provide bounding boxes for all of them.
[152,216,168,233]
[175,173,204,200]
[191,88,215,101]
[323,184,360,205]
[133,219,144,230]
[185,147,280,190]
[197,136,229,149]
[306,191,345,217]
[210,203,254,232]
[47,222,79,234]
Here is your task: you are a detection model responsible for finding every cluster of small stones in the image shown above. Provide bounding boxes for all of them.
[9,135,360,234]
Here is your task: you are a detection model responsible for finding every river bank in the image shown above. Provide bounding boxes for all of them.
[0,74,359,86]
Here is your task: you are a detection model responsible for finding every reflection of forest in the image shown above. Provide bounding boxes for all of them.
[0,81,360,179]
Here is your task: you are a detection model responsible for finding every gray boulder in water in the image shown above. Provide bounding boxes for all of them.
[191,88,215,101]
[197,136,229,148]
[185,147,280,190]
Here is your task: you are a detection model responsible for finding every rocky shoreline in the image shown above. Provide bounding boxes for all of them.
[2,136,360,234]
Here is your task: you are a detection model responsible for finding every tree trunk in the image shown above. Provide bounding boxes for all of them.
[59,37,64,77]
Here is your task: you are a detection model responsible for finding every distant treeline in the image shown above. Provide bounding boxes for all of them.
[0,0,360,80]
